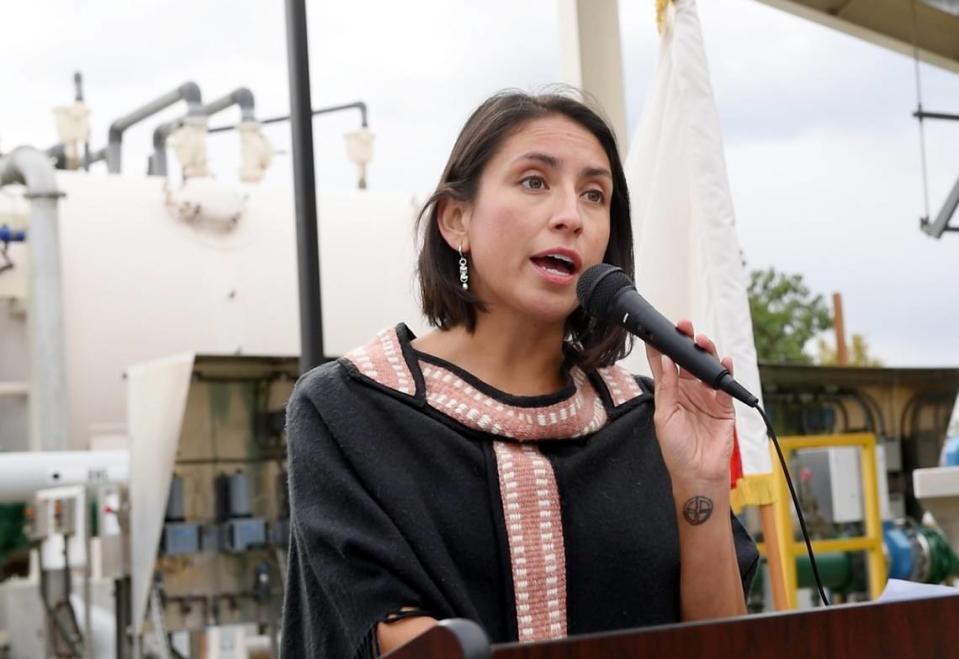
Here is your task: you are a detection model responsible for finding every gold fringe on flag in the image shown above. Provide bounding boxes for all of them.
[729,472,777,514]
[656,0,672,34]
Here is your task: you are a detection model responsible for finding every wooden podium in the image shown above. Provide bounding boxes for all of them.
[383,595,959,659]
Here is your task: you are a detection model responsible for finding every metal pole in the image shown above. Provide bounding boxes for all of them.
[832,293,848,366]
[284,0,324,372]
[84,501,92,659]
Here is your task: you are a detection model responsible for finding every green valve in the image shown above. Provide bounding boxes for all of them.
[919,526,959,585]
[796,552,855,594]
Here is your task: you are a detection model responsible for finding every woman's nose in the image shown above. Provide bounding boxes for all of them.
[548,188,583,234]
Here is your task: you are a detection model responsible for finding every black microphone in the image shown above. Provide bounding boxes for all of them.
[577,264,759,407]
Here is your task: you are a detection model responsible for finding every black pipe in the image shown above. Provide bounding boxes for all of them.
[913,109,959,122]
[857,389,888,437]
[285,0,324,373]
[207,101,369,134]
[843,390,882,437]
[74,71,92,172]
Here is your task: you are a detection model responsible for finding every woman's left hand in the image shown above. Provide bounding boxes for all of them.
[646,319,736,488]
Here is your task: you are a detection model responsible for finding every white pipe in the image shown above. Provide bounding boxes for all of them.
[0,381,29,397]
[0,450,129,502]
[0,147,69,450]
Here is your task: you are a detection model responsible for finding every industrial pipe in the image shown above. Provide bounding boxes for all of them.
[0,381,29,397]
[207,100,369,133]
[149,87,256,177]
[0,451,129,503]
[201,87,256,122]
[103,82,203,174]
[44,144,68,169]
[796,551,854,594]
[74,72,92,171]
[0,147,68,450]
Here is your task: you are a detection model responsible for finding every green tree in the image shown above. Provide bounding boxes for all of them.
[748,268,833,364]
[816,333,883,367]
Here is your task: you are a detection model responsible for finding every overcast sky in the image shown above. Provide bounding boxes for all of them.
[2,0,958,366]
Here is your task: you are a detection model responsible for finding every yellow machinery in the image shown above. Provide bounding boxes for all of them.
[769,433,886,608]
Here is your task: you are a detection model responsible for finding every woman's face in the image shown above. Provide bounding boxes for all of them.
[457,115,613,327]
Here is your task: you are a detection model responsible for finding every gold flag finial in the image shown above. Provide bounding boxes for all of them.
[656,0,671,34]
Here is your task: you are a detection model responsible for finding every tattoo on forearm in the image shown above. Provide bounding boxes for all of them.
[682,496,714,525]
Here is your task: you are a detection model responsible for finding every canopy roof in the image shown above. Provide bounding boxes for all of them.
[754,0,959,75]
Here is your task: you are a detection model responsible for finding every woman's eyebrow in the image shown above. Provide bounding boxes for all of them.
[581,166,613,180]
[514,151,560,169]
[513,152,612,180]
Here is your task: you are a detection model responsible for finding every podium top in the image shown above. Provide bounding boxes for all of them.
[385,594,959,659]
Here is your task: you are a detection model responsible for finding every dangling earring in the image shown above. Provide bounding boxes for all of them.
[458,244,469,291]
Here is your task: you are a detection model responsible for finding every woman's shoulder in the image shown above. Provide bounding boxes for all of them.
[291,358,350,400]
[285,361,354,437]
[289,323,416,411]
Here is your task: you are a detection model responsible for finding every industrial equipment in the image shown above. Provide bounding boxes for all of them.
[121,353,297,658]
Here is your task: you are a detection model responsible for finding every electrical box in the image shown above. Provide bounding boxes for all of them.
[33,485,88,570]
[794,445,893,524]
[796,447,863,524]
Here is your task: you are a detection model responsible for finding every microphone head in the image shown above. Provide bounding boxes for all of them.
[576,264,635,319]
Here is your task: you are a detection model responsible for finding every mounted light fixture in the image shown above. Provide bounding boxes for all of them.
[238,121,274,183]
[170,116,211,179]
[343,127,374,190]
[52,102,90,170]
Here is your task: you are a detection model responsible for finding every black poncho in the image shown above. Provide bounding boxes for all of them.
[282,324,758,658]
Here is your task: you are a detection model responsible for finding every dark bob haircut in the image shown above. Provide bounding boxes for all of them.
[416,89,635,372]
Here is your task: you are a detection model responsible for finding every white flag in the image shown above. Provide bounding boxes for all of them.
[620,0,774,507]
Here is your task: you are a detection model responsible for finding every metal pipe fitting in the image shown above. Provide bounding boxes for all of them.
[104,82,203,174]
[149,87,256,177]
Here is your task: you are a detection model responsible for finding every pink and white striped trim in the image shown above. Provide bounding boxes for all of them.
[494,441,567,642]
[595,364,645,408]
[420,364,607,440]
[344,327,647,437]
[343,327,414,396]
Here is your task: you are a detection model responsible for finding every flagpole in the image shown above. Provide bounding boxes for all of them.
[760,503,789,609]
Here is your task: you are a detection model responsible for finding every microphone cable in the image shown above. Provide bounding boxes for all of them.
[753,404,831,608]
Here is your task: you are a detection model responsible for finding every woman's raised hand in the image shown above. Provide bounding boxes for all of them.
[645,319,736,488]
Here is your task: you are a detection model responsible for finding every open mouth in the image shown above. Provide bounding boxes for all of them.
[530,254,578,276]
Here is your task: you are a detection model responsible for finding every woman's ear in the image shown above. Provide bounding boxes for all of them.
[436,197,471,252]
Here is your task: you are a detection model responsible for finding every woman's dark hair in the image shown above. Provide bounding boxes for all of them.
[416,89,634,372]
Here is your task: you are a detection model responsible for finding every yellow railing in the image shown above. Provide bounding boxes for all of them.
[768,433,886,608]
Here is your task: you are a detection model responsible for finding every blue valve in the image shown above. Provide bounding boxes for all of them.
[942,435,959,467]
[0,227,26,242]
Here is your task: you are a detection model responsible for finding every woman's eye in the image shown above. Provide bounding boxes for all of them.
[584,189,605,203]
[521,176,546,190]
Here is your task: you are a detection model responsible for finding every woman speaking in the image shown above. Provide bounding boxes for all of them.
[281,90,758,658]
